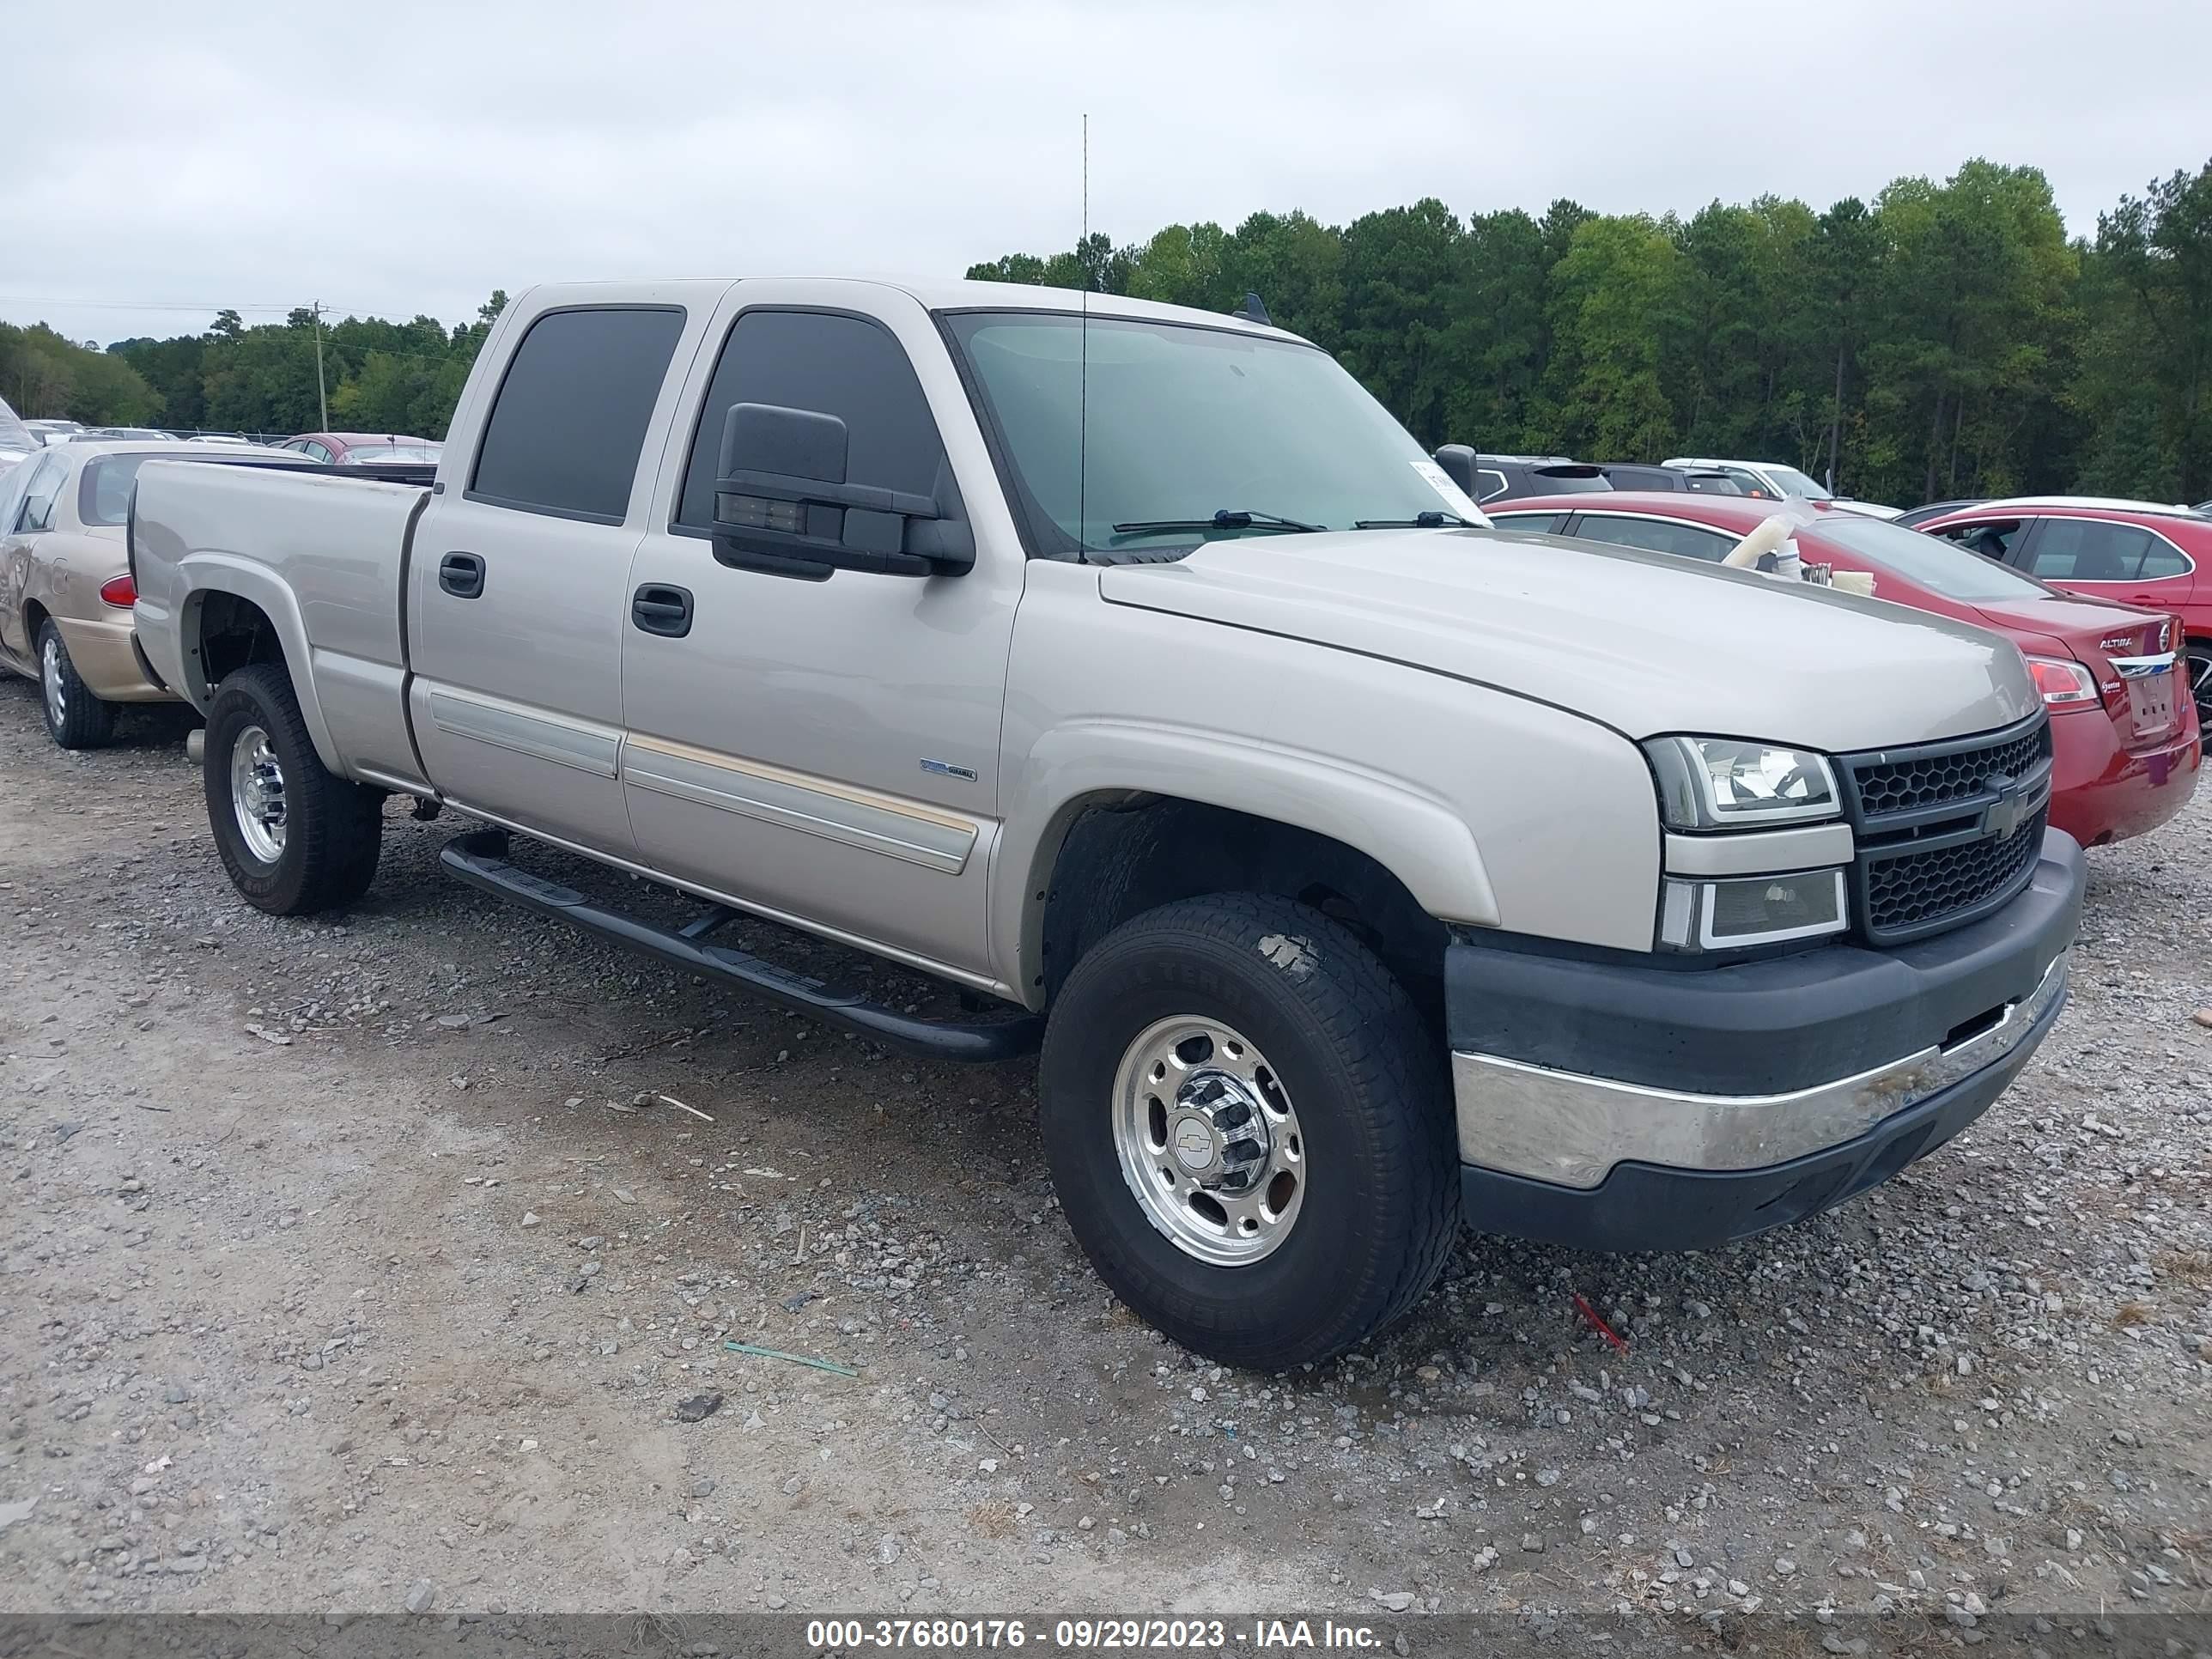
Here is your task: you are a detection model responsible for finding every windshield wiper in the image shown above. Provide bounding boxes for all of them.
[1111,508,1324,536]
[1352,510,1474,529]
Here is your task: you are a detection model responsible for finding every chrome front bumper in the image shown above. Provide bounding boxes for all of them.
[1452,949,2069,1191]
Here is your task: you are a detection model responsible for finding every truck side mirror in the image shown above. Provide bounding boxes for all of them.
[1432,445,1480,498]
[713,402,973,580]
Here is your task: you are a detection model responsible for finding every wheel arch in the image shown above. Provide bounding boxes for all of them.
[179,565,344,773]
[1009,787,1481,1033]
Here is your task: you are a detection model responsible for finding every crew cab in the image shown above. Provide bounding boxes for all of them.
[131,277,2084,1370]
[1488,493,2201,848]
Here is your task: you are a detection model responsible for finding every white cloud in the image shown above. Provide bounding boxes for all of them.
[4,0,2206,345]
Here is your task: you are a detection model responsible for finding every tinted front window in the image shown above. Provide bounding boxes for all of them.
[1570,514,1735,562]
[1934,519,2027,562]
[1488,512,1571,534]
[676,309,948,556]
[470,306,684,522]
[1810,514,2052,602]
[944,311,1480,555]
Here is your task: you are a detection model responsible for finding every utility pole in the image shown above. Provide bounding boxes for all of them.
[311,301,328,431]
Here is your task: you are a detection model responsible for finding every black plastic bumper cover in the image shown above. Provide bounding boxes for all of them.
[1445,828,2085,1096]
[1458,969,2063,1253]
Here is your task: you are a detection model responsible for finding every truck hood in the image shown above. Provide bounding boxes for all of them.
[1097,526,2039,751]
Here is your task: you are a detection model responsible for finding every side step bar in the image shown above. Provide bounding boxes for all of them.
[439,829,1042,1062]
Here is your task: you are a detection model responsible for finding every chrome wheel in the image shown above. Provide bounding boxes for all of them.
[1112,1016,1305,1267]
[229,724,288,863]
[40,632,66,723]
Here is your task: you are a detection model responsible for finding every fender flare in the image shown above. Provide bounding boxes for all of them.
[991,719,1499,1000]
[179,556,346,775]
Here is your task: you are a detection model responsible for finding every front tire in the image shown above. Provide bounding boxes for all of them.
[2189,642,2212,728]
[38,621,118,750]
[1039,894,1458,1370]
[205,662,384,915]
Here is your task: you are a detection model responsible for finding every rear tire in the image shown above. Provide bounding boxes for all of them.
[205,662,384,915]
[2189,642,2212,728]
[38,621,118,750]
[1039,893,1458,1370]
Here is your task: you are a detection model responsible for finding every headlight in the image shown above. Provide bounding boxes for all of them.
[1644,736,1841,830]
[1658,869,1848,951]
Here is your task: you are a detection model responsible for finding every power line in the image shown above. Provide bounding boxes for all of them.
[0,295,457,322]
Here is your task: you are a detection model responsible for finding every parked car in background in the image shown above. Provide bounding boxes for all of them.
[1895,498,1989,529]
[0,396,33,475]
[0,441,306,748]
[278,431,443,466]
[24,419,84,447]
[1431,446,1609,504]
[1488,492,2200,849]
[70,427,172,442]
[1597,462,1741,494]
[1663,455,1902,519]
[1913,498,2212,726]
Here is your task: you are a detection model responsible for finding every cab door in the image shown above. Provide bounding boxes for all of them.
[617,283,1024,984]
[405,291,714,855]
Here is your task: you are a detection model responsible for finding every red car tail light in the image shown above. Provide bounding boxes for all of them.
[99,574,137,607]
[2025,655,2100,708]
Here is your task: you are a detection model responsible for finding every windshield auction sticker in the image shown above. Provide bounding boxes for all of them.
[1410,459,1491,524]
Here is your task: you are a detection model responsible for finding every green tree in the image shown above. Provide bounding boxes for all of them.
[2075,160,2212,498]
[1532,215,1687,459]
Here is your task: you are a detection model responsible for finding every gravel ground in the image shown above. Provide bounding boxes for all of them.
[3,678,2210,1628]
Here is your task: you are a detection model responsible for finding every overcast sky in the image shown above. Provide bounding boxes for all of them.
[5,0,2207,347]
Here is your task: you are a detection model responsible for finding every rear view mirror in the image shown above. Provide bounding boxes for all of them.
[714,403,973,580]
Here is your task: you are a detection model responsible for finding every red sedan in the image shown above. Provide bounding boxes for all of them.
[1489,493,2202,848]
[1909,497,2212,727]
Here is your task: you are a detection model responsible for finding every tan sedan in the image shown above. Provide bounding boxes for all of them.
[0,441,297,747]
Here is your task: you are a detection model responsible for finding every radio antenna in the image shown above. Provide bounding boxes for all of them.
[1078,112,1091,562]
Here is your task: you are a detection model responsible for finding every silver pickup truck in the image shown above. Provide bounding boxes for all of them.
[131,277,2083,1368]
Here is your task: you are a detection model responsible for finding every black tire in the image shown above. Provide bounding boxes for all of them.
[37,620,118,750]
[2189,642,2212,728]
[1039,893,1459,1370]
[204,662,384,915]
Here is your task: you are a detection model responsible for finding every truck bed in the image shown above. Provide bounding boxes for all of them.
[131,459,434,787]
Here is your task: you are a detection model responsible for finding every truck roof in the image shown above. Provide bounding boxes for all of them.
[512,276,1309,343]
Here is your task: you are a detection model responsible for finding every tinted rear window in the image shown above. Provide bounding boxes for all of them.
[469,307,685,522]
[1814,513,2053,602]
[1531,465,1612,494]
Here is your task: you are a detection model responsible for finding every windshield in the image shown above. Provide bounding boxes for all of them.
[0,395,30,453]
[1814,513,2053,603]
[1760,464,1832,501]
[944,311,1486,555]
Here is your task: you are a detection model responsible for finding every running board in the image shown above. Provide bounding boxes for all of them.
[439,829,1041,1062]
